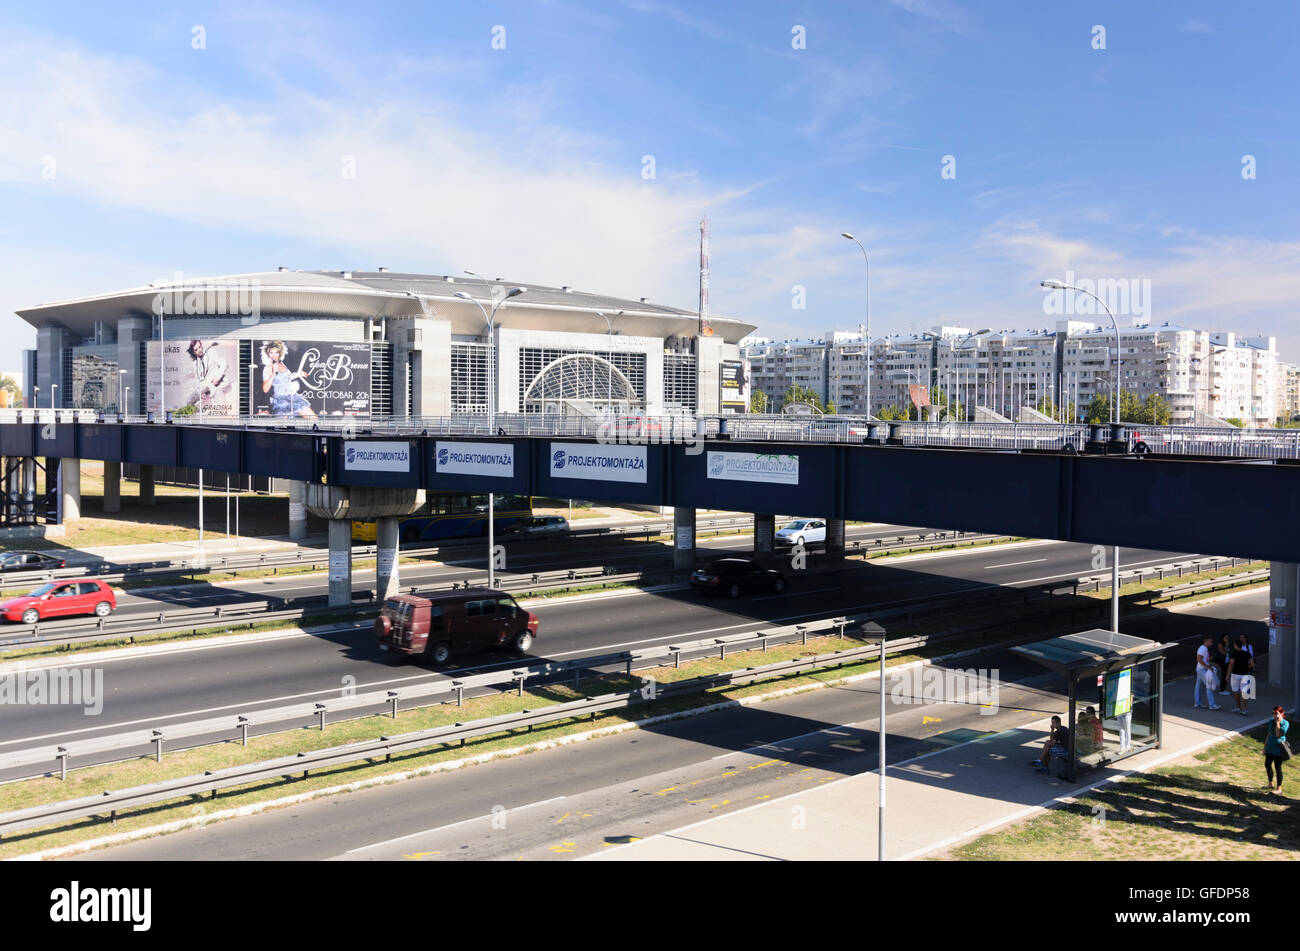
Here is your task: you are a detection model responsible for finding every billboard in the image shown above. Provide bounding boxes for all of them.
[344,441,411,473]
[435,441,515,479]
[720,359,750,413]
[146,339,239,416]
[71,352,121,411]
[253,340,371,418]
[549,443,647,484]
[706,451,799,485]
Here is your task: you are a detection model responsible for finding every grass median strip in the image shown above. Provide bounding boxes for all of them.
[942,724,1299,861]
[0,631,895,857]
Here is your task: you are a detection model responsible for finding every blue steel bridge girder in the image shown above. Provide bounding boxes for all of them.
[3,422,1300,564]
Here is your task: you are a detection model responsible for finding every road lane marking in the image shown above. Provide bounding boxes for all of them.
[339,795,566,856]
[983,558,1047,569]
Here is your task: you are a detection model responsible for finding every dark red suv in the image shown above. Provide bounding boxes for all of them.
[1,580,118,625]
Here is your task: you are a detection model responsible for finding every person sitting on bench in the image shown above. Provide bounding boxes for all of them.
[1032,715,1070,773]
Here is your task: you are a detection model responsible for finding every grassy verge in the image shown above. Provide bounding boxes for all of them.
[0,630,892,857]
[945,725,1299,860]
[1081,561,1269,602]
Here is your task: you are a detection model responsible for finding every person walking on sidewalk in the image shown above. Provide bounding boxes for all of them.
[1194,636,1222,710]
[1264,706,1290,793]
[1227,638,1254,716]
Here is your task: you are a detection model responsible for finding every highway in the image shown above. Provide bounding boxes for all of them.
[0,533,1214,761]
[74,587,1267,861]
[0,520,939,628]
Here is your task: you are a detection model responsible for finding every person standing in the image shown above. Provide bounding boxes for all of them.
[1194,636,1222,710]
[1227,637,1254,716]
[1214,634,1233,697]
[1264,706,1290,793]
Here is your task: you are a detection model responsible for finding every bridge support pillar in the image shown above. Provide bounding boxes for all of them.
[59,458,80,522]
[754,513,775,557]
[303,484,424,607]
[21,457,35,522]
[103,461,121,514]
[826,518,845,558]
[673,506,695,571]
[376,515,400,602]
[138,464,156,506]
[288,480,308,542]
[327,519,353,607]
[1269,564,1299,710]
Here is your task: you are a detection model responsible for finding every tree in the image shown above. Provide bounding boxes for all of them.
[779,384,823,413]
[877,404,909,420]
[749,389,769,414]
[0,375,22,408]
[825,398,837,415]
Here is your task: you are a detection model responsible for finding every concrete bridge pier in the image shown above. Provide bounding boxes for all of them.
[288,480,308,541]
[139,464,156,506]
[21,457,36,522]
[754,513,775,558]
[59,458,80,522]
[103,461,121,514]
[673,506,696,571]
[826,518,845,558]
[1269,563,1299,711]
[304,485,425,607]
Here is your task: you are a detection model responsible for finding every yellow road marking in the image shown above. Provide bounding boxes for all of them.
[747,759,780,770]
[550,841,577,853]
[402,851,441,860]
[923,716,943,725]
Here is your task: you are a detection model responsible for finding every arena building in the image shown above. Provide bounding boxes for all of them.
[17,269,756,420]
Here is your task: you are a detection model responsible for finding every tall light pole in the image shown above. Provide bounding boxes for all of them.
[594,310,624,414]
[51,383,57,409]
[841,234,871,418]
[1042,279,1122,631]
[118,369,127,416]
[860,620,887,861]
[454,281,525,590]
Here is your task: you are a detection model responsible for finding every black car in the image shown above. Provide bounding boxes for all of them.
[690,558,786,598]
[0,551,67,573]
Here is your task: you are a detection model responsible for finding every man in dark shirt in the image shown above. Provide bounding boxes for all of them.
[1227,641,1254,716]
[1032,715,1071,773]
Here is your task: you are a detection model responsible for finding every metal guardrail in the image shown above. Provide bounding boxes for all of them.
[0,616,859,781]
[0,629,881,839]
[0,516,751,590]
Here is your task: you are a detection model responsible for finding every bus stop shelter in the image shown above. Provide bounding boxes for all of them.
[1011,629,1172,781]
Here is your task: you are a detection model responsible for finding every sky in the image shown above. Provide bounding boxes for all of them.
[2,0,1299,367]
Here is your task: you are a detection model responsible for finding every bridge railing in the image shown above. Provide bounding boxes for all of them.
[4,409,1300,459]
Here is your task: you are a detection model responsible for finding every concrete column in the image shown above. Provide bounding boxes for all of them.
[59,458,81,522]
[375,515,400,602]
[139,464,156,506]
[103,461,122,514]
[754,513,775,557]
[327,519,353,607]
[1268,564,1298,710]
[288,480,308,541]
[21,456,36,522]
[673,506,696,571]
[826,518,846,557]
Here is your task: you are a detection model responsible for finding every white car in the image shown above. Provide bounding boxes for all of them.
[775,518,826,547]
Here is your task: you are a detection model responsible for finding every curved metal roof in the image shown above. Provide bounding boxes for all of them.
[16,269,756,344]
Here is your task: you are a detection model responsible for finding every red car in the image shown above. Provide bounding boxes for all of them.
[1,580,117,625]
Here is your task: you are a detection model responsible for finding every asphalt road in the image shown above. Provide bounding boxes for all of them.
[0,520,943,628]
[0,536,1206,759]
[74,587,1267,861]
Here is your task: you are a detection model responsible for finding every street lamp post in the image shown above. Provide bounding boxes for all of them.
[594,310,624,415]
[118,369,127,416]
[841,234,871,418]
[860,620,887,860]
[454,281,526,590]
[1042,279,1122,632]
[50,383,57,409]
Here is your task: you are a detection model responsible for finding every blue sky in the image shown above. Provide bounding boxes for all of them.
[3,0,1299,369]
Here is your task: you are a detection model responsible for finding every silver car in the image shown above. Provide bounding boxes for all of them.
[515,516,570,537]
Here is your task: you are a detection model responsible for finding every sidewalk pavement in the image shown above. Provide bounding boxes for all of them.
[588,679,1292,861]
